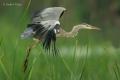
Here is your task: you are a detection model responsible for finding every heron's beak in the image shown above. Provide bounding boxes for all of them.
[86,25,101,30]
[81,23,101,30]
[75,23,101,31]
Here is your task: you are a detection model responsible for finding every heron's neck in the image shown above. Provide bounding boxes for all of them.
[56,25,86,38]
[69,25,85,37]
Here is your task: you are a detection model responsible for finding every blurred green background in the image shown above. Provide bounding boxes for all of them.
[0,0,120,80]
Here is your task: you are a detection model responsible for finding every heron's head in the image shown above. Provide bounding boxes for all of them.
[76,23,100,30]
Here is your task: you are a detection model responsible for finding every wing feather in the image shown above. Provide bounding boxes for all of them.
[32,7,66,23]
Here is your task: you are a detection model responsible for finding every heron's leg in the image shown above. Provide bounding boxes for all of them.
[24,39,40,72]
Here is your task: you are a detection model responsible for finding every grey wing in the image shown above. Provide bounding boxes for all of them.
[32,7,65,23]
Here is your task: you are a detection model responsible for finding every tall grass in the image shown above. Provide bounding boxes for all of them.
[0,29,120,80]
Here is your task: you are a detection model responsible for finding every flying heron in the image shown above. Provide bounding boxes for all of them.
[21,7,100,72]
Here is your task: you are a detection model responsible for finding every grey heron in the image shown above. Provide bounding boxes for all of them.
[21,7,66,53]
[21,7,100,72]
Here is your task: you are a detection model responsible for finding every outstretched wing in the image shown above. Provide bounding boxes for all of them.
[21,7,66,54]
[21,7,66,39]
[32,7,66,23]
